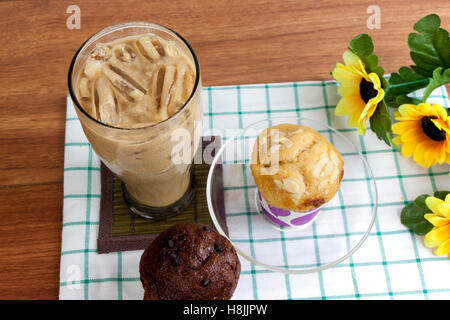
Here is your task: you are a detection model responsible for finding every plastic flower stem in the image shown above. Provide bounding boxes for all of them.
[383,78,430,97]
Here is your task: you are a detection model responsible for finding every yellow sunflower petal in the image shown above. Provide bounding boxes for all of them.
[400,126,424,143]
[445,138,450,153]
[435,238,450,256]
[398,104,420,119]
[335,95,365,117]
[359,101,378,126]
[332,67,362,88]
[391,123,404,135]
[443,125,450,135]
[392,121,417,135]
[357,124,367,135]
[433,145,445,165]
[437,202,450,219]
[373,88,385,104]
[430,118,450,135]
[397,104,409,116]
[431,104,448,121]
[424,213,450,227]
[393,111,402,119]
[405,105,427,119]
[348,113,360,129]
[426,196,444,214]
[435,142,447,164]
[424,238,440,248]
[413,140,444,168]
[400,140,418,158]
[342,51,362,68]
[445,194,450,203]
[367,72,382,90]
[392,136,403,146]
[413,141,428,167]
[425,224,450,243]
[423,144,439,168]
[421,103,437,117]
[338,85,359,97]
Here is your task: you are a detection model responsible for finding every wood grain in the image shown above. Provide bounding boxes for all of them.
[0,0,449,299]
[0,182,63,299]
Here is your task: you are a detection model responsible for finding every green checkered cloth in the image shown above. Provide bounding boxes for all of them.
[60,81,450,300]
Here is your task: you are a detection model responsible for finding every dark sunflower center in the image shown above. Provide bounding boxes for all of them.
[360,78,378,103]
[421,116,446,142]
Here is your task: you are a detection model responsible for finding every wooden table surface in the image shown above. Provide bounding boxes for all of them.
[0,0,448,299]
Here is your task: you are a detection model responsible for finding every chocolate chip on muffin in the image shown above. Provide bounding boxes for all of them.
[139,222,241,300]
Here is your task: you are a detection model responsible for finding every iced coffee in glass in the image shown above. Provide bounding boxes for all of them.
[68,22,202,219]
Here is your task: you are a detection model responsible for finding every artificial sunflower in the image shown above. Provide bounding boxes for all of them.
[332,50,385,135]
[392,103,450,168]
[423,195,450,258]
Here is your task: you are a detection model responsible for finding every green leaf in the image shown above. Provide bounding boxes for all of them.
[434,190,450,200]
[414,220,436,236]
[414,194,431,212]
[413,14,441,34]
[408,14,450,78]
[362,54,379,74]
[364,54,378,68]
[434,28,450,67]
[400,199,433,236]
[369,100,392,146]
[410,51,441,74]
[349,34,374,58]
[422,67,450,101]
[386,94,422,109]
[385,14,450,107]
[385,67,429,107]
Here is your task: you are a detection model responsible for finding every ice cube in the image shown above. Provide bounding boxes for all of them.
[90,45,112,61]
[108,61,147,94]
[137,36,163,62]
[96,77,118,125]
[158,64,176,119]
[167,63,187,116]
[78,77,91,101]
[151,39,165,57]
[84,45,112,78]
[151,66,165,107]
[102,67,145,102]
[84,59,102,78]
[113,44,136,63]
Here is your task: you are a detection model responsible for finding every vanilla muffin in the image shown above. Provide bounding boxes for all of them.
[250,124,344,212]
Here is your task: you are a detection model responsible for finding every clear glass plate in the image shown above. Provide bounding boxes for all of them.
[206,117,378,274]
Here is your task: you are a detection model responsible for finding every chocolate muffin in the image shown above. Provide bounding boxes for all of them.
[139,222,241,300]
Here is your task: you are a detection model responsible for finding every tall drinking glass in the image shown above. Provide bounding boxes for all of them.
[68,22,202,219]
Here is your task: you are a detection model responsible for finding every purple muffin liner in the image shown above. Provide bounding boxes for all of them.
[257,192,322,229]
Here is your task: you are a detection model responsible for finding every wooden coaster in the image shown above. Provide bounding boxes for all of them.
[97,136,226,253]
